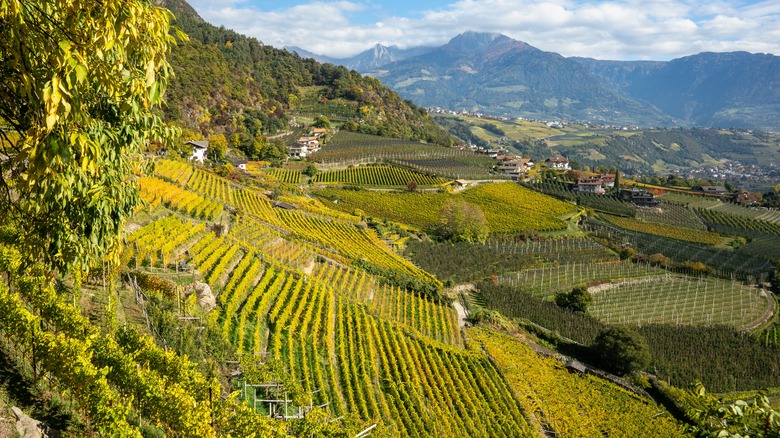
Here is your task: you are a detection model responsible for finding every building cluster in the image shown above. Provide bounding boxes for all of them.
[573,174,616,195]
[288,128,328,158]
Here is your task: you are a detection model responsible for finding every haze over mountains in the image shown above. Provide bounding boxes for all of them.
[291,32,780,131]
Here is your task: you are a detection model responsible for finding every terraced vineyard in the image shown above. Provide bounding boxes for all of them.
[127,215,531,437]
[468,328,685,437]
[187,168,233,203]
[154,159,194,185]
[265,168,303,184]
[138,176,223,220]
[311,165,448,187]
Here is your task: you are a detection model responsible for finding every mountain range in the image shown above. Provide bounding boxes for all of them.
[293,32,780,131]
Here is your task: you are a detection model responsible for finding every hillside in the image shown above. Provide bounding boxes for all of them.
[575,52,780,132]
[368,32,675,127]
[157,0,453,147]
[4,0,780,435]
[435,115,780,174]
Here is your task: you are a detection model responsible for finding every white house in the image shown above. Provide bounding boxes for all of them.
[186,140,209,163]
[498,158,534,181]
[574,176,605,194]
[545,157,570,171]
[289,136,319,158]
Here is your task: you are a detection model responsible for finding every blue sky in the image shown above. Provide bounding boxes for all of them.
[188,0,780,60]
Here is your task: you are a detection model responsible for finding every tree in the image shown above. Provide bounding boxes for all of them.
[555,285,593,312]
[437,201,489,243]
[208,134,228,162]
[407,180,418,192]
[0,0,179,272]
[302,163,318,178]
[592,325,651,375]
[313,115,331,128]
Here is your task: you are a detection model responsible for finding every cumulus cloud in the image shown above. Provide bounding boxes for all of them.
[189,0,780,60]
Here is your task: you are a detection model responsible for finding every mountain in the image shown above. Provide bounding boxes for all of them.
[156,0,452,148]
[576,52,780,131]
[367,32,677,126]
[287,43,434,72]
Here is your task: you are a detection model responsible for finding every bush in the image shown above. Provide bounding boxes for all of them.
[592,325,650,375]
[555,285,593,313]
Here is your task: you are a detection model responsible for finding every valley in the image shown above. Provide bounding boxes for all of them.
[1,0,779,436]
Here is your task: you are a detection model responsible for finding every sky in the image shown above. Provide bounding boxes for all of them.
[187,0,780,60]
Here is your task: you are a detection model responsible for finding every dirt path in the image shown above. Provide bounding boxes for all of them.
[450,284,475,329]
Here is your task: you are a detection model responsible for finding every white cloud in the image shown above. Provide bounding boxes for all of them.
[189,0,780,60]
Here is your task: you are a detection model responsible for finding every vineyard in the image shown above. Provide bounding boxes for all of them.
[498,260,665,298]
[265,168,304,184]
[138,176,223,220]
[316,182,578,234]
[125,214,533,437]
[636,202,707,230]
[474,281,780,392]
[585,219,775,276]
[0,245,286,437]
[602,213,723,245]
[467,328,685,437]
[589,274,774,330]
[154,159,194,185]
[311,165,449,187]
[407,237,617,283]
[696,207,780,236]
[311,132,500,179]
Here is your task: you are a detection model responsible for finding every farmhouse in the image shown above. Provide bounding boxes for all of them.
[574,176,605,194]
[620,188,660,207]
[697,185,729,195]
[185,140,209,163]
[498,158,534,181]
[235,159,248,172]
[545,157,571,171]
[289,136,320,158]
[599,174,616,188]
[311,128,328,137]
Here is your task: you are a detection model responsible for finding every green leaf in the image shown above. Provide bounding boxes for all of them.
[75,65,87,83]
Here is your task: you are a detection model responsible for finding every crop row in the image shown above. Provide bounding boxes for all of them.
[467,328,684,437]
[585,219,774,277]
[696,207,780,236]
[187,169,232,204]
[312,165,448,187]
[602,214,723,245]
[139,177,222,220]
[154,159,194,185]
